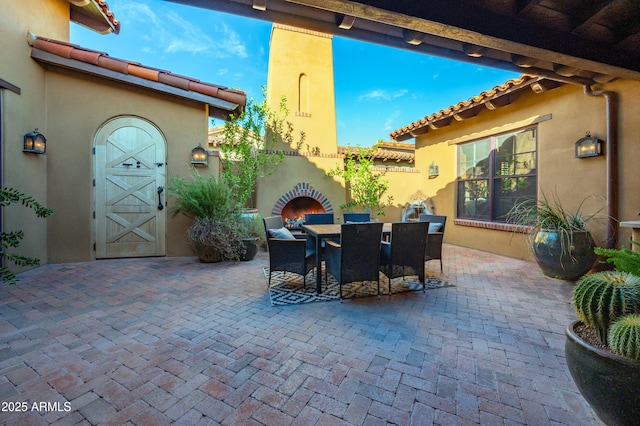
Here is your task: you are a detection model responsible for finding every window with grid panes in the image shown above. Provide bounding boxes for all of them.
[457,127,537,221]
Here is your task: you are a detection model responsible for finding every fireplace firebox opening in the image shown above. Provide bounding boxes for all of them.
[281,197,325,228]
[272,182,334,229]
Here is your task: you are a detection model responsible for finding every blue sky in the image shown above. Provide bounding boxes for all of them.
[70,0,520,146]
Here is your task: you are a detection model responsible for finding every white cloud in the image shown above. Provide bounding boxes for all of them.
[164,11,214,54]
[115,0,248,59]
[384,110,401,130]
[217,23,248,58]
[358,89,408,102]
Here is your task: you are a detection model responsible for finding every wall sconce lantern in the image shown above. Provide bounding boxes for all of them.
[428,161,439,179]
[575,132,603,158]
[190,145,208,165]
[23,128,46,154]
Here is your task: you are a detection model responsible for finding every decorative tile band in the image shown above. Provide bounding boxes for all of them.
[273,23,332,39]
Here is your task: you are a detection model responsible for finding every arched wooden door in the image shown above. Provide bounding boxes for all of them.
[94,117,166,258]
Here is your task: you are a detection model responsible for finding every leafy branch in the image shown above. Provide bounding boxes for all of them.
[219,87,303,209]
[328,143,393,216]
[1,187,53,285]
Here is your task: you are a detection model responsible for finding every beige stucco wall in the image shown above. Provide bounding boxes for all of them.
[256,155,346,219]
[1,0,70,273]
[378,168,423,220]
[414,80,640,260]
[267,25,338,155]
[256,153,421,224]
[43,71,211,262]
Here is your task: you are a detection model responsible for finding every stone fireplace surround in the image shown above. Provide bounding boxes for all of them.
[272,182,334,228]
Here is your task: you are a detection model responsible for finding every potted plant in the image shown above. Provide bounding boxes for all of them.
[237,211,266,261]
[565,241,640,426]
[506,190,602,280]
[168,171,244,262]
[328,142,393,219]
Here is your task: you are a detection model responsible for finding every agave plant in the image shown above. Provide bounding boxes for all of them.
[506,190,601,254]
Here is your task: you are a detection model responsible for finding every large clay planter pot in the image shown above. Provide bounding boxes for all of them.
[565,321,640,426]
[194,243,222,263]
[240,237,259,261]
[533,230,596,280]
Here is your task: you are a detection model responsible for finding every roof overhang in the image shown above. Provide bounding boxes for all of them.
[166,0,640,85]
[390,75,562,141]
[30,49,243,120]
[67,0,120,34]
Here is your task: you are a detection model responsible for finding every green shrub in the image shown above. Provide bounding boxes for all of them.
[239,213,266,249]
[168,171,234,220]
[608,314,640,361]
[594,240,640,276]
[572,271,640,344]
[187,217,244,262]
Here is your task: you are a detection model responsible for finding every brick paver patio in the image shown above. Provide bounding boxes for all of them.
[0,245,602,425]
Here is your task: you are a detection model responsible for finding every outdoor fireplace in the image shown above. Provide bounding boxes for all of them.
[281,197,325,228]
[272,182,333,229]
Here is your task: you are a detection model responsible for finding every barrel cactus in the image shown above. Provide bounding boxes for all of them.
[572,271,640,344]
[608,314,640,361]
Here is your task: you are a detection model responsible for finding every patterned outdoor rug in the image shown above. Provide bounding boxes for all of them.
[264,267,452,306]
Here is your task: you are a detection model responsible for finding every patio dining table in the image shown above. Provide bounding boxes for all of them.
[301,222,392,293]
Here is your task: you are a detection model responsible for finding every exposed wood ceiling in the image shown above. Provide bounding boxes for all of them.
[167,0,640,85]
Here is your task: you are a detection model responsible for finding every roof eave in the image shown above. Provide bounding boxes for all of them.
[68,0,120,35]
[391,75,563,141]
[30,48,242,120]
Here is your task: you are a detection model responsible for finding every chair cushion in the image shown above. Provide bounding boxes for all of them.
[269,227,296,240]
[428,223,442,233]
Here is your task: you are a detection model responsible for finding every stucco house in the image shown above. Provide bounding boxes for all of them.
[5,2,639,277]
[391,75,640,260]
[1,0,246,273]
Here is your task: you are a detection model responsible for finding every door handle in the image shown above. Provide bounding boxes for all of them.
[157,186,164,210]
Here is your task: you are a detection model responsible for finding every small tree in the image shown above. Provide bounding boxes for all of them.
[328,142,393,216]
[219,87,303,209]
[1,187,53,284]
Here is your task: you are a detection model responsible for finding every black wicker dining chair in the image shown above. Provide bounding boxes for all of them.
[324,222,383,299]
[379,221,429,293]
[419,214,447,273]
[263,216,316,288]
[304,213,334,224]
[342,212,371,223]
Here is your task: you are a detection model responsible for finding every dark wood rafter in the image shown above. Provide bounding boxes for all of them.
[514,0,543,17]
[564,0,612,33]
[167,0,640,83]
[453,107,480,121]
[428,116,453,129]
[337,14,356,30]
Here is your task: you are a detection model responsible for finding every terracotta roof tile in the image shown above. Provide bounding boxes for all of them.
[390,75,546,140]
[29,35,246,112]
[67,0,120,34]
[338,144,414,162]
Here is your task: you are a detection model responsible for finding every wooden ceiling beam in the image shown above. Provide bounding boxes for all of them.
[565,0,612,33]
[284,0,640,80]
